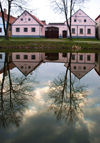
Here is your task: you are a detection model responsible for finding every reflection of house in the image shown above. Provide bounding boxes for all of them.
[0,53,15,76]
[95,53,100,75]
[43,53,68,63]
[0,53,5,71]
[95,15,100,39]
[65,53,95,79]
[12,53,43,76]
[12,10,46,38]
[0,9,16,37]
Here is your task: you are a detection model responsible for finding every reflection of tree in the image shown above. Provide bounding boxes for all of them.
[49,54,88,124]
[0,53,37,128]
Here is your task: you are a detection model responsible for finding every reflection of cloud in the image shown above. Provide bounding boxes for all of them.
[1,96,100,143]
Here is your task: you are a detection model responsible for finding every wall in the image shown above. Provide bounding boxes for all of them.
[12,11,44,37]
[0,17,7,36]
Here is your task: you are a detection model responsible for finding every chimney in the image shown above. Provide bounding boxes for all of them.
[4,8,7,14]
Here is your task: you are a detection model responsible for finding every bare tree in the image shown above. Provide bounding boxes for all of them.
[0,0,32,40]
[51,0,87,40]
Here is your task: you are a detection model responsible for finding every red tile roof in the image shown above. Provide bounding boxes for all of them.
[29,13,44,26]
[0,12,16,24]
[95,15,100,21]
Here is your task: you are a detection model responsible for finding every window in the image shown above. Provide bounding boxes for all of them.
[24,55,28,59]
[31,55,35,59]
[21,66,23,69]
[80,55,83,60]
[62,53,67,57]
[0,54,2,59]
[74,66,76,69]
[87,29,91,34]
[83,66,86,70]
[87,55,91,61]
[28,18,31,21]
[16,55,20,59]
[80,28,83,34]
[16,28,20,32]
[72,28,75,34]
[24,28,28,32]
[72,54,75,60]
[31,28,35,32]
[28,66,31,69]
[0,28,2,33]
[84,19,86,22]
[79,13,81,15]
[21,18,23,21]
[74,19,76,22]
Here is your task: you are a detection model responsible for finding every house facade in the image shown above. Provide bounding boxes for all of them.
[0,16,7,37]
[67,9,96,38]
[95,15,100,39]
[11,9,96,38]
[44,9,96,38]
[12,11,45,38]
[0,9,16,37]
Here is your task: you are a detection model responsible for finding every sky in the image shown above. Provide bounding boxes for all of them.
[22,0,100,24]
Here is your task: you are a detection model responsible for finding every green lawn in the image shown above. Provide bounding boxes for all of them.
[0,37,100,53]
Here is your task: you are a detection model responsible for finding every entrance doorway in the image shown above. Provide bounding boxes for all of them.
[63,30,67,38]
[45,27,59,38]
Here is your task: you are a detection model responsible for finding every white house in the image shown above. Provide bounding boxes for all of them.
[11,10,46,38]
[44,9,96,38]
[95,15,100,39]
[0,17,7,37]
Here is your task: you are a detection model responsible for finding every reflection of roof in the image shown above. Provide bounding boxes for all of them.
[0,12,16,24]
[64,63,95,79]
[13,61,43,76]
[95,15,100,21]
[0,63,15,75]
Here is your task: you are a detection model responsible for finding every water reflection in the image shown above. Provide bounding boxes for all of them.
[0,52,99,126]
[0,53,37,128]
[0,52,100,143]
[0,52,97,77]
[48,53,88,123]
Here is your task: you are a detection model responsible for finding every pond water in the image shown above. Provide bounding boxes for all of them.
[0,52,100,143]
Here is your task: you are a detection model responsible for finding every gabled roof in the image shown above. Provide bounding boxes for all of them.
[95,15,100,21]
[12,10,44,26]
[68,9,96,24]
[0,12,16,24]
[29,12,44,26]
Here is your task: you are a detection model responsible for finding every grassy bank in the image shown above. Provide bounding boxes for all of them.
[0,38,100,52]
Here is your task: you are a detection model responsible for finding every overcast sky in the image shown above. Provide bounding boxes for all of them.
[10,0,100,24]
[25,0,100,24]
